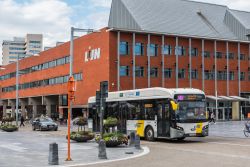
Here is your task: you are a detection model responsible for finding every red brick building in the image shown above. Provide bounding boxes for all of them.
[0,0,250,120]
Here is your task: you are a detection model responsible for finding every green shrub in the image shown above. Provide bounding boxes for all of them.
[66,131,94,142]
[0,124,18,132]
[104,117,118,127]
[95,132,128,147]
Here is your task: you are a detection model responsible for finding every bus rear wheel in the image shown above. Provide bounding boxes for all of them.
[145,126,154,141]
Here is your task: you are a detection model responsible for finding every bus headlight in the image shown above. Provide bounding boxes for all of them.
[176,126,184,131]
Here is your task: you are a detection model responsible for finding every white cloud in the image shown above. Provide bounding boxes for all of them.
[0,0,73,64]
[192,0,250,11]
[90,0,112,8]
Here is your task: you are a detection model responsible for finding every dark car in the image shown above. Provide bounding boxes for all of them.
[32,117,58,131]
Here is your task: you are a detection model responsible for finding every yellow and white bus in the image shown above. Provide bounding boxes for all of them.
[88,87,208,141]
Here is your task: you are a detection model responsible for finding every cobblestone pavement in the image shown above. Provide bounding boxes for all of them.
[0,124,145,167]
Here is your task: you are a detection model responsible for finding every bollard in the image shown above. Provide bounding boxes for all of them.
[48,143,59,165]
[98,139,107,159]
[135,134,141,149]
[129,131,136,147]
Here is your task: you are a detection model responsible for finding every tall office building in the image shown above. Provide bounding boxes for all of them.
[2,34,43,65]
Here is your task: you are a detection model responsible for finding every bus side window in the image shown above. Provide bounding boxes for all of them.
[157,104,163,119]
[165,104,170,120]
[144,103,155,120]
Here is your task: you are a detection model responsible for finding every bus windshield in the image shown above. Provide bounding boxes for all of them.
[175,101,207,123]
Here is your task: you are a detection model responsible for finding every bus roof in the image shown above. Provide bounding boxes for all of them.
[88,87,205,104]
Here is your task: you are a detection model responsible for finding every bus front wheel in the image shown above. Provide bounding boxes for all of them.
[145,126,154,141]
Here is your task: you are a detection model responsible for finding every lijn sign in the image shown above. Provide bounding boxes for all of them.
[85,48,101,62]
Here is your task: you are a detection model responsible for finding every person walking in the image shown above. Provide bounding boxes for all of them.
[210,112,216,124]
[20,115,25,127]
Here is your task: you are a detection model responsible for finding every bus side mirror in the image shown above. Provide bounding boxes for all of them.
[170,101,178,111]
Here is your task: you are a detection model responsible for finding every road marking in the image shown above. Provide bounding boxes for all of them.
[60,146,150,167]
[164,146,250,160]
[207,141,250,147]
[0,143,28,152]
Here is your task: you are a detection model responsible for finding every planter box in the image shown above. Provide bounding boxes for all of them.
[1,127,18,132]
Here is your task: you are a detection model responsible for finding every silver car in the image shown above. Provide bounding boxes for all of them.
[32,117,58,131]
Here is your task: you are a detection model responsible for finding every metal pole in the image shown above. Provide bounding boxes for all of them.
[66,95,72,161]
[214,40,218,120]
[176,37,179,88]
[70,27,74,77]
[202,39,205,91]
[100,97,103,139]
[132,33,135,89]
[69,27,74,131]
[117,31,120,91]
[189,38,192,88]
[162,35,165,87]
[66,27,74,161]
[147,34,151,88]
[16,54,19,126]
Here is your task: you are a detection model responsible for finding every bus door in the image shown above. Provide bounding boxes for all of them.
[157,102,170,137]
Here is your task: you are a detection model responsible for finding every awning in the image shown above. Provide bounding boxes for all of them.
[230,96,250,102]
[206,95,223,101]
[206,95,250,102]
[218,96,235,101]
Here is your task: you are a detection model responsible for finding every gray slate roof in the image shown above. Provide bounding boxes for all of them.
[108,0,250,41]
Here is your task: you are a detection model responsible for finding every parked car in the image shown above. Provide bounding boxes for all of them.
[32,117,58,131]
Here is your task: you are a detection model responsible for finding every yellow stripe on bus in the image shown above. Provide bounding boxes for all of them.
[196,123,203,134]
[136,120,145,137]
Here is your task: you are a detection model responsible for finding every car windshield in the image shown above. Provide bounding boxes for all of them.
[175,101,207,123]
[40,118,53,122]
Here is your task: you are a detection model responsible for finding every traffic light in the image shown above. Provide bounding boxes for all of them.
[100,81,108,98]
[96,90,101,108]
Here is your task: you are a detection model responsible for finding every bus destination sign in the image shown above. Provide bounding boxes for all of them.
[175,94,205,101]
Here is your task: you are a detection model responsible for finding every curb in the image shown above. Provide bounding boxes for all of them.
[61,146,150,167]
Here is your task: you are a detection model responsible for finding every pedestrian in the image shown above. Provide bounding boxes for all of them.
[210,112,216,124]
[20,115,25,127]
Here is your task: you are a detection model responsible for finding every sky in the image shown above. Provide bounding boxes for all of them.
[1,0,250,65]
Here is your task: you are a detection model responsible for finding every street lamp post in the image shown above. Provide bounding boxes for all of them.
[66,27,99,161]
[15,54,20,126]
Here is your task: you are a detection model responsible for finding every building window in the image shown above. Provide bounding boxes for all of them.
[216,52,223,59]
[175,46,186,56]
[240,54,246,60]
[29,41,41,44]
[228,53,234,59]
[229,71,234,80]
[120,41,129,55]
[120,66,129,76]
[135,43,144,56]
[217,71,227,80]
[150,67,158,77]
[204,51,210,58]
[248,71,250,81]
[178,69,185,79]
[150,44,158,56]
[2,73,82,92]
[240,72,245,81]
[163,45,172,55]
[191,48,198,56]
[205,70,215,80]
[164,68,172,78]
[189,69,198,79]
[135,66,144,77]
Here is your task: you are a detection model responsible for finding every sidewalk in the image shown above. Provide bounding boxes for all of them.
[209,121,248,138]
[1,124,148,167]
